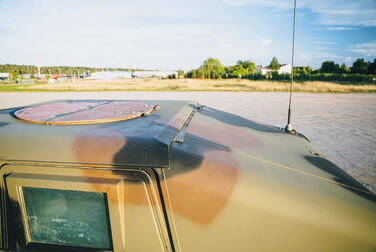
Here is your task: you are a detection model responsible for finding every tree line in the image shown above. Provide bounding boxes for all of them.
[1,57,376,83]
[184,57,376,83]
[319,59,376,75]
[0,64,144,80]
[0,64,143,75]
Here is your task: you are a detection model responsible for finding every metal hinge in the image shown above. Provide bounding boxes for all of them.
[174,104,204,144]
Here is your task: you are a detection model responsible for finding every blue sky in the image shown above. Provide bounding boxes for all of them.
[0,0,375,70]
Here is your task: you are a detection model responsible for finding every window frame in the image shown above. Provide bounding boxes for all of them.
[1,163,172,252]
[6,173,121,251]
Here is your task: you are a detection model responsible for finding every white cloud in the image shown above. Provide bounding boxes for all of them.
[298,52,344,61]
[349,41,376,57]
[327,27,356,31]
[311,41,337,45]
[0,0,293,68]
[0,0,374,68]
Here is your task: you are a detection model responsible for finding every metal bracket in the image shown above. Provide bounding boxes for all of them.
[174,104,204,144]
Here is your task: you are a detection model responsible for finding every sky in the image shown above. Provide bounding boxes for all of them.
[0,0,375,70]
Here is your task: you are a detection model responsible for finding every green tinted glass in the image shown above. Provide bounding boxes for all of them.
[22,187,112,249]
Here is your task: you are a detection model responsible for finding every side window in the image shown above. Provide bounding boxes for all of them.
[22,187,112,250]
[3,166,172,252]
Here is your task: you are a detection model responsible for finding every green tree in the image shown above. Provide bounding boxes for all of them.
[201,58,225,79]
[177,70,184,78]
[306,65,312,74]
[340,63,349,73]
[320,61,340,73]
[269,57,280,71]
[368,59,376,75]
[232,65,246,76]
[9,70,19,80]
[237,60,256,74]
[191,70,197,78]
[197,68,205,79]
[350,58,368,74]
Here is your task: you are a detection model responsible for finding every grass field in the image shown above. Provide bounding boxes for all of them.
[1,78,376,93]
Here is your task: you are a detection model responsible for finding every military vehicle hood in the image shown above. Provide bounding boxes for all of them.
[0,99,372,195]
[0,100,375,251]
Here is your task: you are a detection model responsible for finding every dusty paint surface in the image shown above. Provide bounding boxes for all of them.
[0,92,374,191]
[13,101,95,121]
[0,100,193,167]
[160,104,376,252]
[164,150,240,225]
[0,99,375,251]
[73,128,126,164]
[14,101,156,125]
[186,121,262,149]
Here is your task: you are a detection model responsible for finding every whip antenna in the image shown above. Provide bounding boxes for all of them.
[285,0,296,132]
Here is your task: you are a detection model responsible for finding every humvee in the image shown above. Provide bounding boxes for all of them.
[0,100,375,251]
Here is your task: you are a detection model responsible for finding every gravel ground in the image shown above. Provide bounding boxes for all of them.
[0,92,375,192]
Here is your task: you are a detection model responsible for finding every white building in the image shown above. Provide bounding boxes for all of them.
[132,71,178,78]
[258,67,270,75]
[36,74,47,79]
[257,63,292,75]
[87,70,178,80]
[278,64,292,74]
[88,71,133,80]
[22,74,32,79]
[0,73,9,80]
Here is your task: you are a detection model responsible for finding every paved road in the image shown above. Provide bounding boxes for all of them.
[0,92,375,191]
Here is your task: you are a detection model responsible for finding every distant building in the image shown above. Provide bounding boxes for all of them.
[132,71,178,78]
[258,67,271,75]
[257,63,292,75]
[36,74,47,80]
[87,71,133,80]
[87,71,178,80]
[278,64,292,74]
[51,74,66,79]
[0,73,9,80]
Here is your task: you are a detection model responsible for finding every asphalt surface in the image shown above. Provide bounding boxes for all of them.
[0,92,375,192]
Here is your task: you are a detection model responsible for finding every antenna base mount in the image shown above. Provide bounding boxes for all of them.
[285,124,293,132]
[284,124,297,135]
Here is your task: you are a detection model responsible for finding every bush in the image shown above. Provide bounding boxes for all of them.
[271,72,290,81]
[294,73,374,83]
[185,69,375,83]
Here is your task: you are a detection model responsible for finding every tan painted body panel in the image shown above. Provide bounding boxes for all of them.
[0,100,375,251]
[161,106,376,251]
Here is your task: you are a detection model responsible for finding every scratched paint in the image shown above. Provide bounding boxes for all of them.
[14,102,95,121]
[14,101,156,125]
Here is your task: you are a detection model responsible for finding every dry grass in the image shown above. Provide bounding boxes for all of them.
[2,78,376,92]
